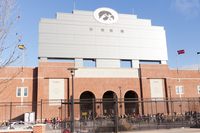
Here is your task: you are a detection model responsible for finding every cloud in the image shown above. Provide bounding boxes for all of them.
[171,0,200,18]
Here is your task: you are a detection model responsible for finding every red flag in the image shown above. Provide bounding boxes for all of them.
[177,49,185,55]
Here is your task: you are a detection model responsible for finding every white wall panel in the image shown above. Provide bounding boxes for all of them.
[49,79,64,103]
[39,10,168,63]
[75,68,139,78]
[150,79,164,99]
[96,59,120,68]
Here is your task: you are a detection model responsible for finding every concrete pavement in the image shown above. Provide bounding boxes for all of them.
[121,128,200,133]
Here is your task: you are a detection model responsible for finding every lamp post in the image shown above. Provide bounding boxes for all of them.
[18,44,25,106]
[67,67,78,133]
[18,44,25,67]
[118,86,122,116]
[168,86,173,115]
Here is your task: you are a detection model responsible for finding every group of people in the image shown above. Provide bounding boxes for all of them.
[44,117,62,129]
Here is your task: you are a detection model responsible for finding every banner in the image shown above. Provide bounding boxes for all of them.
[177,49,185,55]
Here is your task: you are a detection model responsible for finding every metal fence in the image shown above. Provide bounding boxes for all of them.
[0,98,200,132]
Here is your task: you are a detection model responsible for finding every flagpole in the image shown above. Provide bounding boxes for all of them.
[176,53,179,74]
[73,0,76,11]
[176,49,185,82]
[198,52,200,72]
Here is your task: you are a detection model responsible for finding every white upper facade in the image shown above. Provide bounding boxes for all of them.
[39,8,168,65]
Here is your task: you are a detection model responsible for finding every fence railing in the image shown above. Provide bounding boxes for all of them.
[0,97,200,132]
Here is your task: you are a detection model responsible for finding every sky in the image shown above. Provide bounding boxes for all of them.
[15,0,200,69]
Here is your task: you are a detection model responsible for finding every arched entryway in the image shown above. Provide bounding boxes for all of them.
[124,91,139,115]
[102,91,117,116]
[80,91,95,119]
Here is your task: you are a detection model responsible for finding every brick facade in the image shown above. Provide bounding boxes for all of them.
[0,62,200,122]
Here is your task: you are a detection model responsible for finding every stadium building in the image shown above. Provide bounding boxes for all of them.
[0,8,200,122]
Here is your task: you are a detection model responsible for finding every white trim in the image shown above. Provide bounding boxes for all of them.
[0,77,36,80]
[16,87,28,97]
[197,85,200,94]
[141,77,200,80]
[175,86,184,95]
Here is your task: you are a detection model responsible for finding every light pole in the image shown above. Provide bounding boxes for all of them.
[18,44,25,105]
[168,86,173,115]
[118,86,122,116]
[67,67,78,133]
[18,44,25,65]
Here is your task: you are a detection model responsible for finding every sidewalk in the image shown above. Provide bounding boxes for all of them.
[121,128,200,133]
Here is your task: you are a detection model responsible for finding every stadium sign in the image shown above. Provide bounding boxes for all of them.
[94,7,118,24]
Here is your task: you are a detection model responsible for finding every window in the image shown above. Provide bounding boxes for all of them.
[16,88,21,97]
[175,86,184,94]
[16,87,28,97]
[47,58,74,63]
[120,60,132,68]
[197,86,200,94]
[24,88,28,97]
[83,59,96,68]
[139,60,161,64]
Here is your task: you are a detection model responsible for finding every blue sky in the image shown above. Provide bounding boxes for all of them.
[16,0,200,68]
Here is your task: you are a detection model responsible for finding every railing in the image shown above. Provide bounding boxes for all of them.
[0,98,200,132]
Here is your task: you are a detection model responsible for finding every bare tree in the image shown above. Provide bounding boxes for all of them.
[0,0,21,68]
[0,0,23,94]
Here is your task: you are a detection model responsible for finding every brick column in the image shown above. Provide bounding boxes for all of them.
[33,124,46,133]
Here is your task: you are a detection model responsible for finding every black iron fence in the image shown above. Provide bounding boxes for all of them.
[0,98,200,132]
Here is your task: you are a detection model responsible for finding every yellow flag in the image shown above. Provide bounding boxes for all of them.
[18,44,25,49]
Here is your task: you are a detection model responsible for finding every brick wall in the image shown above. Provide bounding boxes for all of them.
[32,124,45,133]
[1,62,200,122]
[0,67,37,122]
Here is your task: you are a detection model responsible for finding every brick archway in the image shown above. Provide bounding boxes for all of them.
[80,91,96,119]
[124,90,139,115]
[102,91,117,116]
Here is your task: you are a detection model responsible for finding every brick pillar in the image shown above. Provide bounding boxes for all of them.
[33,124,46,133]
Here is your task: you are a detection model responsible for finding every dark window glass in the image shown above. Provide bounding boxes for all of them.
[139,60,161,64]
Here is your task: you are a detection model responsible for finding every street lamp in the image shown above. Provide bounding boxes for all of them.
[118,86,122,116]
[18,44,25,71]
[18,44,25,106]
[168,86,173,115]
[67,67,78,133]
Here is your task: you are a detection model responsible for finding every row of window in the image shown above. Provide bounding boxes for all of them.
[176,86,200,95]
[83,59,132,68]
[83,59,161,68]
[15,86,200,97]
[47,58,161,68]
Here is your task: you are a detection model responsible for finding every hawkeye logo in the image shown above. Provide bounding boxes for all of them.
[94,8,118,24]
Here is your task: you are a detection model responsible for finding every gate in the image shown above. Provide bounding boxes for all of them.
[60,98,119,133]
